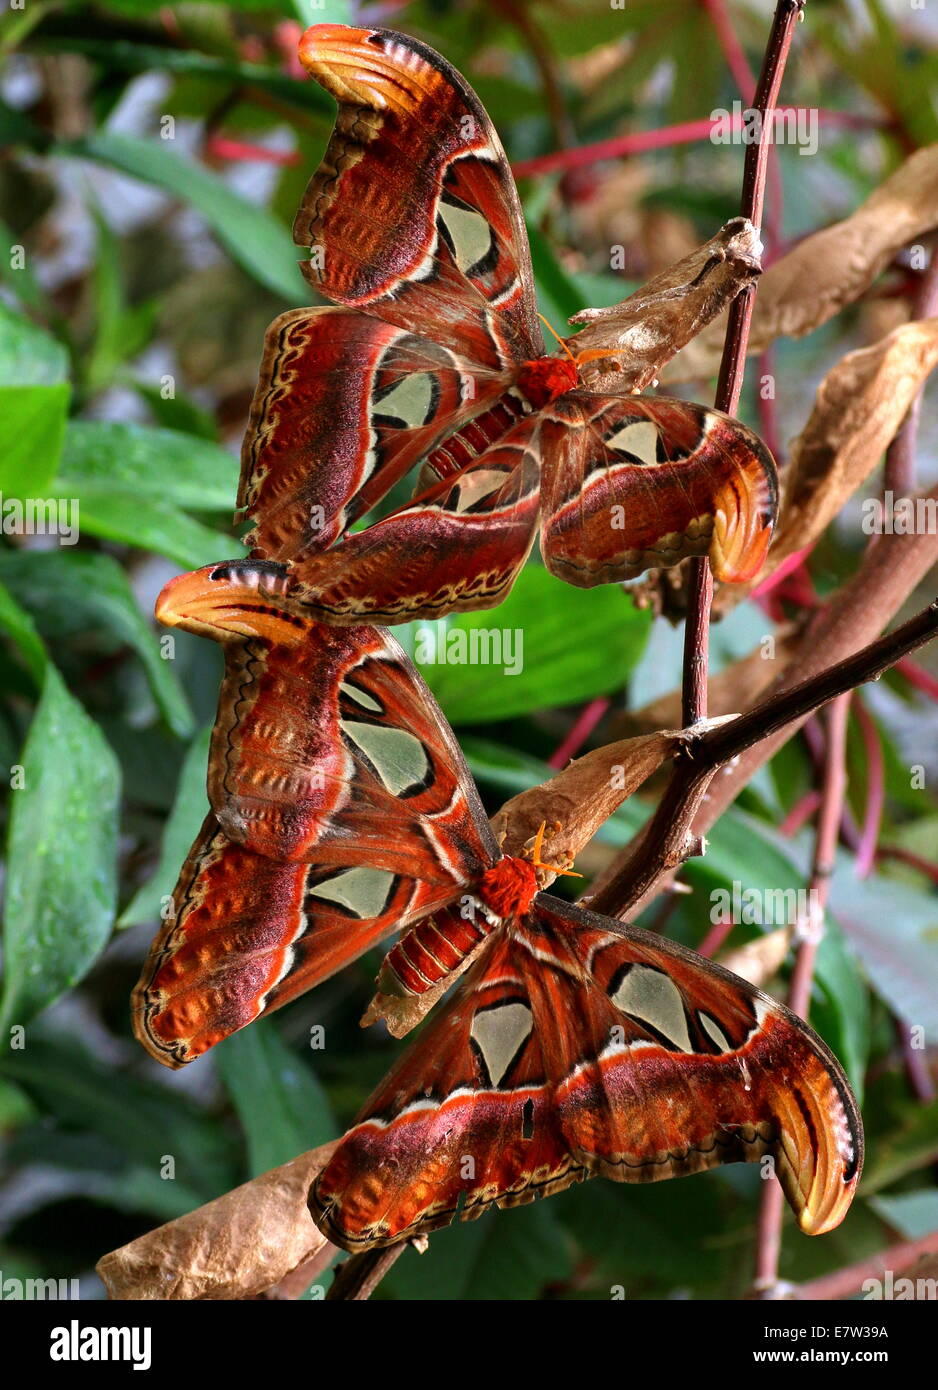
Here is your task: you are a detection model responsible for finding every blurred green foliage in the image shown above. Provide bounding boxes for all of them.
[0,0,936,1300]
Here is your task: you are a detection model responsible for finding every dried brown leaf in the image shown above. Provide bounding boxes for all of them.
[491,729,688,865]
[662,145,938,383]
[96,1143,338,1300]
[567,218,762,395]
[719,317,938,610]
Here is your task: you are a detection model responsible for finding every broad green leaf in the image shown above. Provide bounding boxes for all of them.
[59,419,239,513]
[27,38,331,117]
[216,1020,336,1177]
[527,220,585,327]
[868,1191,938,1240]
[0,550,192,738]
[0,1075,37,1133]
[61,132,309,303]
[829,867,938,1041]
[382,1198,572,1301]
[553,1171,731,1295]
[0,383,70,495]
[687,812,870,1095]
[417,566,651,724]
[2,1037,240,1202]
[50,479,235,568]
[0,663,119,1029]
[861,1093,938,1194]
[120,725,211,927]
[0,301,68,384]
[0,579,47,685]
[132,382,219,442]
[0,223,47,311]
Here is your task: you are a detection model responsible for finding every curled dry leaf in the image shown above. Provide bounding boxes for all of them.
[718,926,794,989]
[96,1143,338,1300]
[662,145,938,384]
[491,729,689,865]
[566,217,762,394]
[639,318,938,620]
[719,317,938,611]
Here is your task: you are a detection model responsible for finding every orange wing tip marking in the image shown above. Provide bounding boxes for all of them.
[155,563,308,647]
[709,472,775,584]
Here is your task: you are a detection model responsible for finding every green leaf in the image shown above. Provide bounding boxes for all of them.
[861,1093,938,1194]
[50,480,234,569]
[0,383,70,495]
[0,550,193,738]
[0,664,119,1029]
[132,381,219,441]
[59,419,239,513]
[216,1020,336,1177]
[2,1037,240,1203]
[527,220,584,327]
[120,725,211,927]
[687,812,871,1095]
[829,868,938,1041]
[868,1190,938,1240]
[415,566,651,724]
[61,132,309,303]
[0,301,68,385]
[0,579,47,686]
[382,1199,572,1301]
[0,1075,37,1133]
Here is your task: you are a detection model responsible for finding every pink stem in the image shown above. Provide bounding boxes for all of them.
[696,916,736,958]
[896,656,938,701]
[205,135,300,166]
[702,0,758,99]
[853,697,884,878]
[512,109,881,178]
[778,788,821,837]
[548,698,611,769]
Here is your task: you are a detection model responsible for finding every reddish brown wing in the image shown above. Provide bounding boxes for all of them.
[132,815,460,1068]
[288,415,542,623]
[155,561,498,872]
[239,308,512,560]
[310,896,861,1251]
[539,395,778,586]
[294,24,542,365]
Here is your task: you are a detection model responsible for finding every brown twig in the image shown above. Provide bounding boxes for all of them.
[682,0,804,726]
[752,693,850,1295]
[326,1244,408,1301]
[590,597,938,917]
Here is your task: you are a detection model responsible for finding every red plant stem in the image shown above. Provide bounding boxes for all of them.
[879,844,938,886]
[797,1231,938,1301]
[549,698,610,770]
[696,916,737,959]
[754,691,850,1293]
[896,656,938,701]
[701,0,758,99]
[853,696,884,878]
[751,545,814,597]
[778,788,822,837]
[205,135,300,166]
[510,108,877,178]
